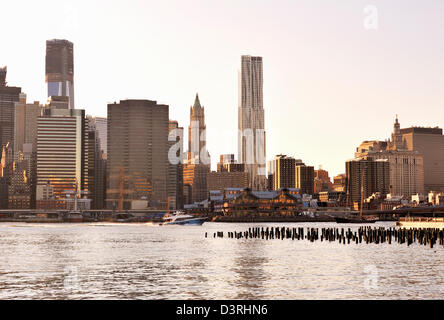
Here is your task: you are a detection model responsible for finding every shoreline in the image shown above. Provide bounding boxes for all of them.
[0,216,397,224]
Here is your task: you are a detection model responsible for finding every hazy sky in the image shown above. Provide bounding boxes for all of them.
[1,0,443,177]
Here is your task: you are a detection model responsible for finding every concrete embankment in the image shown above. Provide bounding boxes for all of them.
[210,215,335,223]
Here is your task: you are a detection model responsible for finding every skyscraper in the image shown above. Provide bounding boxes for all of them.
[87,116,107,209]
[36,108,88,201]
[0,66,22,151]
[295,161,314,195]
[107,100,169,210]
[168,120,184,210]
[268,155,296,190]
[187,93,210,164]
[238,55,266,190]
[13,94,45,208]
[183,94,210,204]
[345,158,390,205]
[45,39,74,109]
[90,116,107,156]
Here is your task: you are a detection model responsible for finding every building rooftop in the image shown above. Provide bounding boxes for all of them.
[400,126,442,135]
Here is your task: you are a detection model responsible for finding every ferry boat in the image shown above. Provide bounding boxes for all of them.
[161,211,207,226]
[395,217,444,229]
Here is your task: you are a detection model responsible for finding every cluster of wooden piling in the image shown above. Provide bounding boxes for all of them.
[206,226,444,249]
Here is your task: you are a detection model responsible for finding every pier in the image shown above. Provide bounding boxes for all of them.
[209,226,444,249]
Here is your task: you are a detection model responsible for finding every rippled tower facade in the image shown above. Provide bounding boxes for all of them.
[238,55,266,190]
[45,39,74,109]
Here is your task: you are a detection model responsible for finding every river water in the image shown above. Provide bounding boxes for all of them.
[0,221,443,300]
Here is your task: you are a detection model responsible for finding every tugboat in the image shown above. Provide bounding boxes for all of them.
[161,211,208,226]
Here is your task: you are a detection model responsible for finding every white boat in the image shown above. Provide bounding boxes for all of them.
[161,211,207,226]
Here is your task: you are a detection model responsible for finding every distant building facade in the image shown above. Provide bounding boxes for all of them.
[332,174,346,192]
[314,167,333,193]
[400,126,444,192]
[8,154,31,209]
[355,117,424,197]
[207,171,249,192]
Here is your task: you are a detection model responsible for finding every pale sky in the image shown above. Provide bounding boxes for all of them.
[1,0,443,177]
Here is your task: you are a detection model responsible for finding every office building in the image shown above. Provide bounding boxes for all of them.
[89,116,107,156]
[217,154,235,172]
[295,161,314,195]
[207,171,249,192]
[8,154,31,209]
[332,174,346,192]
[107,100,169,210]
[13,95,45,207]
[217,154,245,173]
[168,120,184,210]
[36,108,88,202]
[183,163,210,204]
[238,55,266,190]
[268,155,296,190]
[86,115,107,209]
[355,117,424,197]
[45,39,75,109]
[314,167,333,193]
[400,125,444,192]
[0,66,22,153]
[345,158,390,204]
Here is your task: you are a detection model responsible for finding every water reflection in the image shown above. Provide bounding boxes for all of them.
[231,239,269,299]
[0,222,443,299]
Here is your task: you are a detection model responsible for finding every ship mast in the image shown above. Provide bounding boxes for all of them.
[360,165,365,218]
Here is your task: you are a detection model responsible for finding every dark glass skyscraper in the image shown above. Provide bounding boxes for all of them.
[45,39,74,109]
[107,100,169,210]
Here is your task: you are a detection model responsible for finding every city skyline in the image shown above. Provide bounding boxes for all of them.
[1,0,444,176]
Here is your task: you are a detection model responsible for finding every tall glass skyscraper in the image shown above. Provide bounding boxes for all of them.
[238,55,266,190]
[45,39,74,109]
